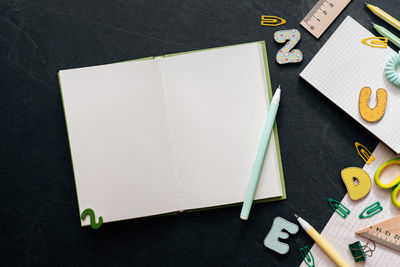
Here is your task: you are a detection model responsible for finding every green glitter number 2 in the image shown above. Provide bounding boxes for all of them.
[81,208,103,229]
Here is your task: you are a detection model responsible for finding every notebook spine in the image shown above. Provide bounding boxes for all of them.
[155,57,184,212]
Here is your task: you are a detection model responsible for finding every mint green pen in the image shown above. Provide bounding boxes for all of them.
[373,23,400,48]
[240,85,281,220]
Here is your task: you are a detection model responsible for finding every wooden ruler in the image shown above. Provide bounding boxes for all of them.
[300,0,351,39]
[356,215,400,252]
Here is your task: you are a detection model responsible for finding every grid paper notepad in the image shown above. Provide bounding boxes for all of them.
[59,42,286,226]
[300,142,400,267]
[300,16,400,153]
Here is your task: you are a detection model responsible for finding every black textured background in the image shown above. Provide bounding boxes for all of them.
[3,0,397,266]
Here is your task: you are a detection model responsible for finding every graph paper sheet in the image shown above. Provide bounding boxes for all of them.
[300,16,400,153]
[300,142,400,267]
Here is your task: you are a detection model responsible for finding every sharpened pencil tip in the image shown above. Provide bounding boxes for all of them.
[294,214,299,219]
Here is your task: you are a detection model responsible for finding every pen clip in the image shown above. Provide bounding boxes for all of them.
[361,37,388,48]
[329,198,351,218]
[300,245,315,267]
[355,142,375,165]
[359,201,383,219]
[261,15,286,26]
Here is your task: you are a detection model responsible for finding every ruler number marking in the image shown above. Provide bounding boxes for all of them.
[300,0,350,38]
[307,0,335,31]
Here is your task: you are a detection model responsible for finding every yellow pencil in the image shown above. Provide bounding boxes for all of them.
[366,3,400,32]
[295,214,351,267]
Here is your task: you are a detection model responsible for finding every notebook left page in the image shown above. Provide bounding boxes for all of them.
[59,60,179,225]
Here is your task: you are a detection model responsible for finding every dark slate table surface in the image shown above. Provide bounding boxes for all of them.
[3,0,396,265]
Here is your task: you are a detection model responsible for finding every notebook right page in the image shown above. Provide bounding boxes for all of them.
[300,16,400,153]
[159,42,283,211]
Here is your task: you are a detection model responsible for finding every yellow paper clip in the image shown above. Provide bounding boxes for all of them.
[355,142,375,165]
[260,15,286,27]
[361,37,388,48]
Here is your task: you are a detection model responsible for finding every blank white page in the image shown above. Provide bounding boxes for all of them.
[300,16,400,153]
[59,60,179,225]
[160,43,283,210]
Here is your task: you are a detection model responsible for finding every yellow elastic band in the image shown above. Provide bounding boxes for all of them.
[374,158,400,188]
[392,185,400,208]
[375,158,400,208]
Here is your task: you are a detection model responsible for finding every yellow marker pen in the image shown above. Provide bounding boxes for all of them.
[295,214,351,267]
[366,3,400,32]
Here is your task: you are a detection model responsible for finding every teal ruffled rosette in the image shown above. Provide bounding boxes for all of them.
[385,51,400,87]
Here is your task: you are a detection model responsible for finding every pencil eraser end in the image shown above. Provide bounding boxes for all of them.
[240,216,248,221]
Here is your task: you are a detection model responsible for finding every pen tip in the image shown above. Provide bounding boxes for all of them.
[294,214,299,219]
[278,84,281,89]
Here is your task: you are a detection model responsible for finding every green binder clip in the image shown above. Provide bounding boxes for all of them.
[299,245,314,267]
[359,201,383,219]
[349,240,375,262]
[349,241,366,262]
[328,198,350,218]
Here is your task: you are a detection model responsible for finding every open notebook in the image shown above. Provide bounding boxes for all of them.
[59,42,286,226]
[300,16,400,153]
